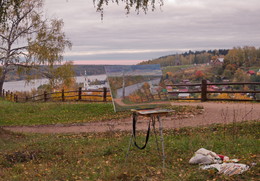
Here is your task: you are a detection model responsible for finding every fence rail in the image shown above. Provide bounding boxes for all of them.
[2,87,111,103]
[166,80,260,102]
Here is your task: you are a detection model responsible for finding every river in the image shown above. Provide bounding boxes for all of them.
[3,74,107,92]
[116,78,161,98]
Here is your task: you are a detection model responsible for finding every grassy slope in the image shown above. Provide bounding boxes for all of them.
[0,100,130,126]
[0,121,259,180]
[0,100,201,126]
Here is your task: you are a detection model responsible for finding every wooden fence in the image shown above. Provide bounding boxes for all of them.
[2,87,111,103]
[166,80,260,102]
[2,80,260,103]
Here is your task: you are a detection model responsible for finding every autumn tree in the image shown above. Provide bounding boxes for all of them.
[195,70,205,81]
[243,46,257,67]
[224,48,241,67]
[233,68,250,83]
[223,64,236,79]
[0,0,20,24]
[0,0,72,96]
[44,62,76,91]
[224,46,260,68]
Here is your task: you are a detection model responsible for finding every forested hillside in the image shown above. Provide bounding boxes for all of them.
[139,49,229,66]
[161,46,260,84]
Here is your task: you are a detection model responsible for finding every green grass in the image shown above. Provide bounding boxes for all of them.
[0,121,259,181]
[0,100,131,126]
[0,100,202,126]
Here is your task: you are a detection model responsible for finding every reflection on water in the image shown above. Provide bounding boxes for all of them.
[3,74,107,92]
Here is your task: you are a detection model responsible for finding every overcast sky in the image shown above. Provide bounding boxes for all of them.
[44,0,260,65]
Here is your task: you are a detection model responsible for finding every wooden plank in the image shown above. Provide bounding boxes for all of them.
[208,90,260,94]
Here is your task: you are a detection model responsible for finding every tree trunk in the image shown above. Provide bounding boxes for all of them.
[0,75,5,97]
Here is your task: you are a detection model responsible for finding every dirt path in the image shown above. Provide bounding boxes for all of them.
[3,102,260,134]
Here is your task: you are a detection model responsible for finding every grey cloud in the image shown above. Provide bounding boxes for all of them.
[44,0,260,62]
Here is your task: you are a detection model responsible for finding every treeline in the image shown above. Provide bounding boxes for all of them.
[73,65,105,76]
[139,49,229,67]
[223,46,260,67]
[5,65,107,82]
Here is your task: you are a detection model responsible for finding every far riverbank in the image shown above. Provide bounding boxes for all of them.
[3,74,106,92]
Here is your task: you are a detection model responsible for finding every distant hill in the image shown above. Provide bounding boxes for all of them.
[5,65,107,82]
[139,49,229,67]
[73,65,106,76]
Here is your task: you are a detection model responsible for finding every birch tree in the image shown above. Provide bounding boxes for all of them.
[0,0,72,96]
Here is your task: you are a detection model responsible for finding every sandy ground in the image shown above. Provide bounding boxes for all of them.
[3,102,260,134]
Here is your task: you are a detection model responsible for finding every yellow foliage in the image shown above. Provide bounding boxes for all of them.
[233,93,251,100]
[216,93,231,99]
[128,94,142,103]
[216,93,251,100]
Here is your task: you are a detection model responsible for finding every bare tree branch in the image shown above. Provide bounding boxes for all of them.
[0,47,8,51]
[10,46,28,52]
[0,34,8,41]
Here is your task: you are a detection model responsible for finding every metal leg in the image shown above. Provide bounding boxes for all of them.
[125,111,167,169]
[152,116,161,157]
[158,116,166,169]
[125,134,133,164]
[125,112,135,164]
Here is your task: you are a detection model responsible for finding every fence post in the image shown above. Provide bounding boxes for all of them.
[44,91,47,102]
[26,96,28,102]
[10,92,13,102]
[2,89,4,98]
[78,87,82,101]
[103,87,107,102]
[6,91,9,100]
[15,95,18,102]
[201,79,207,102]
[62,89,65,102]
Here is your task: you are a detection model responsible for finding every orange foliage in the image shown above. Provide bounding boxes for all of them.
[195,70,205,78]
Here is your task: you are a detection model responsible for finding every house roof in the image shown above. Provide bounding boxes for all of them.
[217,58,224,62]
[211,58,224,65]
[247,70,255,75]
